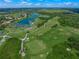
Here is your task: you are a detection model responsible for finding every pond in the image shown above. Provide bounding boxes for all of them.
[16,13,39,27]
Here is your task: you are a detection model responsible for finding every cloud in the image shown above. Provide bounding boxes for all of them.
[64,2,73,5]
[21,1,27,4]
[0,0,79,8]
[4,0,12,3]
[63,2,79,7]
[35,3,41,6]
[20,1,32,6]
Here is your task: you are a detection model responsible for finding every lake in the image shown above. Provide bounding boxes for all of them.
[16,13,39,27]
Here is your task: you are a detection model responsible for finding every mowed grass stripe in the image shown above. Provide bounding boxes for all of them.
[30,16,60,36]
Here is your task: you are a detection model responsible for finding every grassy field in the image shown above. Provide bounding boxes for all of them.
[0,9,79,59]
[0,38,21,59]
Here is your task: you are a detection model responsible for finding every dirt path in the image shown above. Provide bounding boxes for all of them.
[19,33,29,57]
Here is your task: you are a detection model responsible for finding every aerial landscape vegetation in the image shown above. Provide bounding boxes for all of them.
[0,8,79,59]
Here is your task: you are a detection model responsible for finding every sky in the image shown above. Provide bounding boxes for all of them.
[0,0,79,8]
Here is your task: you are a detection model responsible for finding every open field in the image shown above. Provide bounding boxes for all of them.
[0,9,79,59]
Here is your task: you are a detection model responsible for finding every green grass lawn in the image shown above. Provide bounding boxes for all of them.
[0,38,21,59]
[46,43,79,59]
[0,9,79,59]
